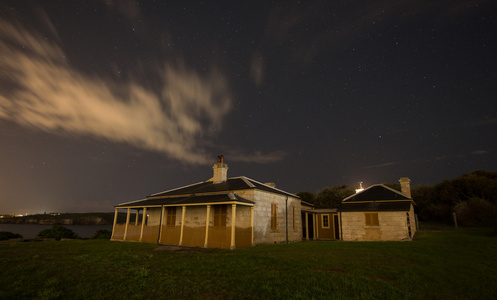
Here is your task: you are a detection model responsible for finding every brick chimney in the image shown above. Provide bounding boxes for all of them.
[399,177,411,198]
[212,155,228,183]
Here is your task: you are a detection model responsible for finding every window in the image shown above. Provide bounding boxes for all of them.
[271,203,278,230]
[166,207,176,226]
[214,205,227,226]
[365,212,379,226]
[322,214,330,228]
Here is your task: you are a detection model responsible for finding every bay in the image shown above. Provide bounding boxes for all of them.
[0,224,113,239]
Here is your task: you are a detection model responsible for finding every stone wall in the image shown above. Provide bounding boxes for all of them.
[236,189,301,245]
[408,204,417,238]
[341,208,414,241]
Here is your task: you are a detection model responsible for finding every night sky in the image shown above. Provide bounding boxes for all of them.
[1,1,496,214]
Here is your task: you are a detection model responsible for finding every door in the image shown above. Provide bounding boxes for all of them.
[333,214,339,240]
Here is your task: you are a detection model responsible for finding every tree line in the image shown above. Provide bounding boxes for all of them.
[297,170,497,227]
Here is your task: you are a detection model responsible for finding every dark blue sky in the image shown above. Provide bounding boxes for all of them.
[0,0,496,214]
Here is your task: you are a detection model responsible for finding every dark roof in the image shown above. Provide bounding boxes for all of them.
[300,200,315,208]
[342,184,411,202]
[116,192,255,208]
[338,201,412,212]
[149,176,298,198]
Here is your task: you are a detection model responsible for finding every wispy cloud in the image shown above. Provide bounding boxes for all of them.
[0,17,232,165]
[265,0,488,66]
[249,53,264,88]
[471,150,489,155]
[228,150,287,164]
[103,0,142,23]
[478,118,497,126]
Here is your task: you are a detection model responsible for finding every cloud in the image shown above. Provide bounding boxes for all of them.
[103,0,142,23]
[471,150,489,155]
[227,150,287,164]
[0,17,232,165]
[479,118,497,125]
[249,53,264,88]
[264,0,488,66]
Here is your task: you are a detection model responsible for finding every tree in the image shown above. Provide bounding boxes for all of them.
[296,191,315,204]
[383,183,401,192]
[313,185,354,209]
[412,170,497,225]
[411,185,438,221]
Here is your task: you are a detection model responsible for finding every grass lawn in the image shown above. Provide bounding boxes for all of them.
[1,228,496,299]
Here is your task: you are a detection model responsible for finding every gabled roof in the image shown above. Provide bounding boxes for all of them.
[342,184,411,202]
[149,176,299,199]
[116,192,255,208]
[338,184,413,212]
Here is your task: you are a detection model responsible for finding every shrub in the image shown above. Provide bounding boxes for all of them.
[37,225,79,241]
[426,203,453,224]
[455,198,497,227]
[91,229,112,239]
[0,231,23,241]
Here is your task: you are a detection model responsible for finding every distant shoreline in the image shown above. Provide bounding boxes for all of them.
[0,223,113,239]
[0,212,120,226]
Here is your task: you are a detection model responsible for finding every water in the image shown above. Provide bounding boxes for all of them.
[0,224,113,239]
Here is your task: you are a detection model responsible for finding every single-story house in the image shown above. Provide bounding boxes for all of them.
[337,178,417,241]
[111,156,416,247]
[111,156,303,249]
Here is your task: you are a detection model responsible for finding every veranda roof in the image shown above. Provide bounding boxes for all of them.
[115,192,255,208]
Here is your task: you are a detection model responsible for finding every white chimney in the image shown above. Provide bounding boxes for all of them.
[212,155,228,183]
[399,177,411,198]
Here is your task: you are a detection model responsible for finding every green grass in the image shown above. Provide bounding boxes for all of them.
[1,229,496,299]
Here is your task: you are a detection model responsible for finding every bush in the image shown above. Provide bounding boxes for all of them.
[425,203,453,224]
[455,198,497,227]
[91,229,112,239]
[0,231,23,241]
[37,225,79,241]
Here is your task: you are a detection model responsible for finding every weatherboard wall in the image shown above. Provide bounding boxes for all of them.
[113,204,253,249]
